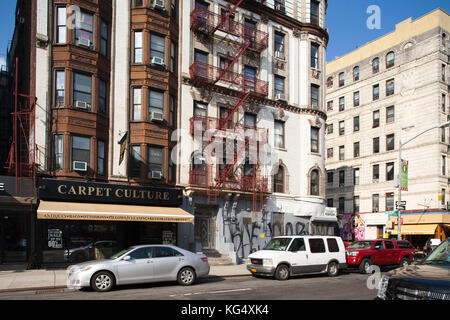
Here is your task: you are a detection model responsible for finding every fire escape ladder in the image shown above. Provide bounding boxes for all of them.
[211,0,244,35]
[213,41,251,86]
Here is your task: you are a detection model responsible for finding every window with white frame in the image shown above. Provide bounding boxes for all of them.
[56,6,67,44]
[132,87,142,121]
[71,135,90,169]
[55,70,65,107]
[134,31,143,63]
[54,134,64,171]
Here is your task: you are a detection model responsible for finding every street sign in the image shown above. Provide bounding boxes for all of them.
[395,201,406,210]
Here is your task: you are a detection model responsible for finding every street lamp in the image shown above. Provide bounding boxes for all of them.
[397,121,450,240]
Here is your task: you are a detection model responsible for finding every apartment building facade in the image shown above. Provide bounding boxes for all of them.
[325,9,450,249]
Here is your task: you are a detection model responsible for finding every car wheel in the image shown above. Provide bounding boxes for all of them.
[91,271,115,292]
[178,267,196,286]
[359,258,372,274]
[400,257,410,268]
[274,264,290,281]
[327,262,339,277]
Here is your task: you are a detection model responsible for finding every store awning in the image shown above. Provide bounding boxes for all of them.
[37,200,194,223]
[390,224,438,235]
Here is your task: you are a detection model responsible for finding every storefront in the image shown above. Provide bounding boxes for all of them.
[36,178,193,266]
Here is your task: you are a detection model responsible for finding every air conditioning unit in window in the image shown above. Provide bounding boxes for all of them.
[152,0,165,10]
[151,171,163,180]
[77,38,91,47]
[274,51,285,60]
[75,100,90,110]
[150,112,164,122]
[151,56,165,67]
[73,161,88,172]
[275,93,286,101]
[275,4,285,11]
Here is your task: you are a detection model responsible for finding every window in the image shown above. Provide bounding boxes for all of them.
[372,194,379,213]
[73,72,92,109]
[54,134,64,171]
[56,6,67,44]
[273,166,285,193]
[374,241,384,250]
[100,20,109,57]
[327,239,339,253]
[274,121,285,148]
[386,51,395,68]
[154,247,183,258]
[353,91,360,107]
[311,127,319,153]
[397,241,413,249]
[171,0,178,19]
[353,66,359,81]
[55,70,65,107]
[373,110,380,128]
[194,101,207,117]
[309,239,326,253]
[148,146,164,178]
[353,116,360,132]
[134,31,143,63]
[150,33,165,63]
[148,89,164,119]
[327,147,333,159]
[274,0,286,13]
[311,85,320,108]
[327,198,334,207]
[244,112,256,129]
[339,72,344,87]
[339,146,345,160]
[310,0,320,25]
[442,189,446,205]
[372,57,380,73]
[310,169,320,196]
[289,238,306,252]
[129,247,152,260]
[386,106,395,123]
[373,84,379,100]
[169,95,177,128]
[71,135,90,169]
[386,162,394,181]
[385,241,394,250]
[327,101,333,111]
[311,43,319,69]
[443,156,447,176]
[170,41,177,74]
[98,79,107,115]
[442,94,447,113]
[354,168,360,185]
[133,0,144,7]
[132,87,142,121]
[275,75,285,96]
[386,79,395,96]
[442,64,446,82]
[244,65,257,90]
[386,134,395,151]
[353,142,360,158]
[327,77,333,89]
[326,123,333,134]
[373,164,379,183]
[339,120,345,136]
[168,148,176,183]
[327,171,334,184]
[442,128,446,144]
[339,97,345,111]
[274,31,285,59]
[373,137,380,154]
[353,196,360,214]
[130,145,143,179]
[338,197,345,214]
[75,11,94,48]
[339,170,345,187]
[385,193,394,211]
[98,140,106,175]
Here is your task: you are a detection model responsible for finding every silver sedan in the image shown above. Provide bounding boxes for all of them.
[67,245,210,292]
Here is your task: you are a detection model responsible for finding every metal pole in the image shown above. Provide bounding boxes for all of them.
[397,138,402,240]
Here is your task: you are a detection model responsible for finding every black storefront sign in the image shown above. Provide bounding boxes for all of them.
[38,178,182,207]
[0,175,35,197]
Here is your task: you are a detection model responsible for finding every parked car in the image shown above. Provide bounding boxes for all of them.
[247,236,347,280]
[67,245,210,292]
[377,238,450,300]
[65,240,119,263]
[343,241,352,248]
[346,239,415,274]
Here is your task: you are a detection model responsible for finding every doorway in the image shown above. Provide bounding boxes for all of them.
[194,206,216,250]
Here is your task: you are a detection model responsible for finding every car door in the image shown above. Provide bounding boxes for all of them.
[372,241,386,265]
[384,240,396,264]
[117,247,154,284]
[151,246,184,281]
[287,238,309,275]
[306,238,328,273]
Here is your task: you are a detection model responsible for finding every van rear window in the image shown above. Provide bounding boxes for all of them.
[327,238,339,252]
[309,239,326,253]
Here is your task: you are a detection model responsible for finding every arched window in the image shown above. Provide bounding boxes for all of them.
[372,57,379,73]
[273,165,285,193]
[338,72,345,87]
[386,51,395,68]
[353,66,359,81]
[327,77,333,89]
[310,169,320,196]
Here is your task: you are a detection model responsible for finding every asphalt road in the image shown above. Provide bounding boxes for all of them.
[0,270,380,300]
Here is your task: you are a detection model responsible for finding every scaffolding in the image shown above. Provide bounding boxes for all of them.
[189,0,270,215]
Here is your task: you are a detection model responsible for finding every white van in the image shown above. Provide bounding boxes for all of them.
[247,236,347,280]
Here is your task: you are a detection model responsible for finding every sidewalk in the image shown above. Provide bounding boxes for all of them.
[0,263,250,293]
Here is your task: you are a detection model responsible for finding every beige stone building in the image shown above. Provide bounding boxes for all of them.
[325,9,450,248]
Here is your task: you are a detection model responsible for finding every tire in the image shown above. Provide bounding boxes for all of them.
[400,257,410,268]
[177,267,196,286]
[90,271,115,292]
[274,264,290,281]
[327,261,339,277]
[359,258,372,274]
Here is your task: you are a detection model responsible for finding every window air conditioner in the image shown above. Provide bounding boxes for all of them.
[73,161,88,172]
[75,100,90,109]
[77,38,91,47]
[152,0,165,10]
[150,112,164,122]
[275,93,286,101]
[151,56,165,66]
[274,50,285,60]
[151,171,163,180]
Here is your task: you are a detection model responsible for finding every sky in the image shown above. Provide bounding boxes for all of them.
[0,1,449,67]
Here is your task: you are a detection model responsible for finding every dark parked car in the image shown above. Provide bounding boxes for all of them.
[65,241,119,263]
[377,238,450,300]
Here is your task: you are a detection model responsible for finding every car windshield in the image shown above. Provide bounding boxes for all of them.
[108,248,131,260]
[425,240,450,266]
[263,238,292,251]
[347,241,374,249]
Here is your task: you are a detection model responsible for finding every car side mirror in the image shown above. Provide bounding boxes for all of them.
[122,255,131,261]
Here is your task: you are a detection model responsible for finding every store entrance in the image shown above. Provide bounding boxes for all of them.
[0,212,29,263]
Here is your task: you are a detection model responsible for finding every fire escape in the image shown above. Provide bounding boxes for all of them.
[189,0,269,214]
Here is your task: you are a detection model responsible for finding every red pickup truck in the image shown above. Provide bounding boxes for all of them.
[346,239,415,274]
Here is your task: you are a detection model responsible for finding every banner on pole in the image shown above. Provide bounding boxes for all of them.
[400,159,408,191]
